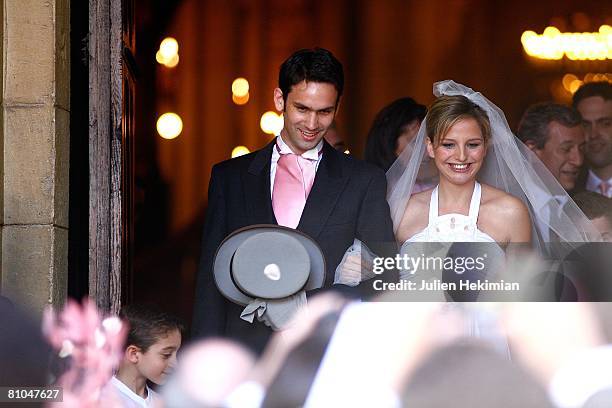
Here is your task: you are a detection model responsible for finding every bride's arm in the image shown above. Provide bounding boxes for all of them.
[396,191,431,244]
[506,198,532,245]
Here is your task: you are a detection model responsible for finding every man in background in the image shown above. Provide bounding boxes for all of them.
[573,82,612,198]
[517,102,585,193]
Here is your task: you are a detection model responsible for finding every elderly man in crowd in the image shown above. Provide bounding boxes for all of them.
[518,102,585,192]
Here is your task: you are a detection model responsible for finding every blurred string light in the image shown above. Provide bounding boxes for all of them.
[156,37,180,68]
[344,150,350,154]
[260,111,284,135]
[232,93,250,105]
[232,78,250,105]
[521,25,612,60]
[157,112,183,139]
[231,146,250,158]
[232,78,249,96]
[561,72,612,94]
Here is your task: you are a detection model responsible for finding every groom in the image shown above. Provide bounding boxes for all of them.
[192,48,396,351]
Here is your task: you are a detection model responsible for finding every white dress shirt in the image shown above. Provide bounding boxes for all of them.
[530,184,570,243]
[586,170,612,198]
[106,376,160,408]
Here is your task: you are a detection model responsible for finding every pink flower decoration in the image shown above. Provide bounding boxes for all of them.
[42,298,127,408]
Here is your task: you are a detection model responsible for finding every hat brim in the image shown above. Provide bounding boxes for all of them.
[213,225,326,306]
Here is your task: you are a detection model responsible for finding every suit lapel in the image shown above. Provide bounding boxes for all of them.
[244,140,277,225]
[298,142,349,238]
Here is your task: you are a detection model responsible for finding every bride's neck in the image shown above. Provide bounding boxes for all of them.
[437,179,476,211]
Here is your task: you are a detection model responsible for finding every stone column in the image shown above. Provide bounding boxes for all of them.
[1,0,70,315]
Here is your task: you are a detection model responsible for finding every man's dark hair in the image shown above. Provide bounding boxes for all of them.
[573,191,612,223]
[120,304,184,352]
[278,47,344,105]
[517,102,582,149]
[572,81,612,107]
[364,97,427,172]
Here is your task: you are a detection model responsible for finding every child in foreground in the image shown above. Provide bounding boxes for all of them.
[107,304,183,407]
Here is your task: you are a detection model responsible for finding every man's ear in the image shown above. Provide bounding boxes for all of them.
[524,140,537,150]
[126,345,141,363]
[273,88,284,112]
[426,138,435,159]
[524,140,544,159]
[524,140,541,152]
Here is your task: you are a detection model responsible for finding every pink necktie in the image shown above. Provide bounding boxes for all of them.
[600,181,610,197]
[272,153,317,228]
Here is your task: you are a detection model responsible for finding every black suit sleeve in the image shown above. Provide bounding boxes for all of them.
[355,168,398,295]
[192,165,228,339]
[357,168,396,254]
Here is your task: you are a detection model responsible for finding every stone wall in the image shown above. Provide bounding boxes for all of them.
[1,0,70,314]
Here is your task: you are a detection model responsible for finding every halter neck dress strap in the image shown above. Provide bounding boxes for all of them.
[429,182,481,222]
[467,182,482,222]
[428,185,439,224]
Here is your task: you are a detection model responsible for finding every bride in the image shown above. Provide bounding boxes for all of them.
[396,93,531,247]
[387,80,598,255]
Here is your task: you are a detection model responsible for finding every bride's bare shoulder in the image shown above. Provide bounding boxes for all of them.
[480,183,532,243]
[405,188,434,211]
[480,184,529,219]
[396,188,434,243]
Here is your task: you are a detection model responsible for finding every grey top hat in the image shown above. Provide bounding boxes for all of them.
[213,225,326,330]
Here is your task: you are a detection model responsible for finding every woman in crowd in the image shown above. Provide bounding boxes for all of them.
[364,97,427,172]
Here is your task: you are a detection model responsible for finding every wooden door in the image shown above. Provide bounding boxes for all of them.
[89,0,136,313]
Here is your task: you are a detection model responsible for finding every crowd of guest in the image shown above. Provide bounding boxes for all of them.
[2,293,612,407]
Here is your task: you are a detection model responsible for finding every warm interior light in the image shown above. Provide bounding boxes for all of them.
[521,25,612,61]
[157,112,183,139]
[543,26,561,38]
[157,37,180,67]
[159,37,179,60]
[559,72,612,96]
[344,150,350,154]
[231,146,250,158]
[562,73,578,90]
[260,111,284,135]
[232,93,250,105]
[232,78,250,97]
[569,79,583,94]
[164,54,179,68]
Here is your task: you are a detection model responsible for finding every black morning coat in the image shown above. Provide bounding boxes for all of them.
[192,139,397,353]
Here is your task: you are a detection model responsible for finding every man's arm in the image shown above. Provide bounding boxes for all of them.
[356,168,396,251]
[355,168,398,296]
[192,165,228,339]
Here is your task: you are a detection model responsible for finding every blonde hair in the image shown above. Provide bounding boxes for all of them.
[426,95,491,146]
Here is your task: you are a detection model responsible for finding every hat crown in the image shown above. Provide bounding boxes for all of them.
[232,232,310,299]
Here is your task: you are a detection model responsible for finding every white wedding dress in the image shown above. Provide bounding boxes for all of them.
[400,181,505,281]
[400,181,510,357]
[402,181,497,244]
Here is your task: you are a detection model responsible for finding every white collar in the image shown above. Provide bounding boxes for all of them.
[111,376,153,406]
[527,179,570,212]
[587,169,612,190]
[276,134,322,160]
